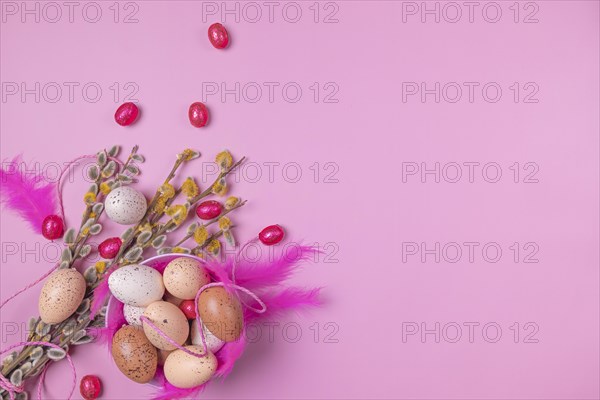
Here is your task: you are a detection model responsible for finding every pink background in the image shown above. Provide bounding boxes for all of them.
[1,1,599,399]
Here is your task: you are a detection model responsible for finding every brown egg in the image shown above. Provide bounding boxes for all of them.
[38,268,86,324]
[163,257,211,300]
[142,301,189,350]
[197,287,243,342]
[111,325,158,383]
[157,348,173,366]
[163,346,217,388]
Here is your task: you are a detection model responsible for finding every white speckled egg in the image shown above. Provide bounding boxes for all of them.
[190,319,225,353]
[105,186,147,225]
[163,257,211,300]
[163,346,217,388]
[123,304,146,326]
[108,264,165,307]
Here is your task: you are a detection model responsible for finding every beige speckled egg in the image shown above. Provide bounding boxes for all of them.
[39,268,86,325]
[112,325,157,383]
[142,301,189,351]
[163,346,217,389]
[123,304,146,326]
[163,257,211,300]
[105,186,147,225]
[198,287,243,342]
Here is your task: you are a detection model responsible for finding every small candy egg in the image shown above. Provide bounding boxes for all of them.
[188,102,209,128]
[142,301,189,351]
[108,264,165,307]
[259,224,285,245]
[195,200,222,220]
[208,23,229,49]
[190,320,225,353]
[98,237,122,259]
[79,375,101,400]
[179,300,197,319]
[39,268,86,324]
[114,102,139,126]
[163,257,211,300]
[197,287,243,342]
[111,325,157,383]
[123,304,146,326]
[163,346,217,388]
[41,215,64,240]
[104,186,147,225]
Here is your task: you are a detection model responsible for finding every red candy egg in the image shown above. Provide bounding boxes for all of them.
[98,237,122,259]
[41,215,64,241]
[188,102,209,128]
[208,23,229,49]
[179,300,197,319]
[114,102,139,126]
[196,200,223,220]
[80,375,102,400]
[259,225,285,246]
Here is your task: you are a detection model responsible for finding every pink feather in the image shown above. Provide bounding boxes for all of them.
[246,287,322,323]
[214,335,247,378]
[0,155,58,233]
[225,245,320,290]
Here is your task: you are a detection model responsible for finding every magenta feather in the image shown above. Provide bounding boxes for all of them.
[214,335,247,378]
[246,287,322,323]
[0,156,58,233]
[225,245,320,290]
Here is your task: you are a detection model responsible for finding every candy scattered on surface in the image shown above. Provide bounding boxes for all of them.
[80,375,102,400]
[179,300,197,319]
[41,215,64,240]
[196,200,222,220]
[114,102,139,126]
[98,237,122,259]
[259,224,285,245]
[208,23,229,49]
[188,102,209,128]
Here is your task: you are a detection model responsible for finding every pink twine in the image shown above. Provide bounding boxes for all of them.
[0,341,76,400]
[0,265,58,310]
[141,244,267,359]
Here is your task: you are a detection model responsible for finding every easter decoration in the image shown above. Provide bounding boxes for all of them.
[0,145,321,400]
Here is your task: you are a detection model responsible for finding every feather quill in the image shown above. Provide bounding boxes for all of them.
[0,156,58,233]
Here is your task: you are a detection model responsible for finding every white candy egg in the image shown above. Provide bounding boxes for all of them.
[190,319,225,353]
[108,264,165,307]
[105,186,147,225]
[123,304,146,326]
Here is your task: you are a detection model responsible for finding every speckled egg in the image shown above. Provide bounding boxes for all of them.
[104,186,147,225]
[197,287,244,342]
[142,301,189,351]
[163,346,217,389]
[123,304,146,326]
[163,257,211,300]
[190,320,225,353]
[39,268,86,324]
[111,325,157,383]
[108,264,165,307]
